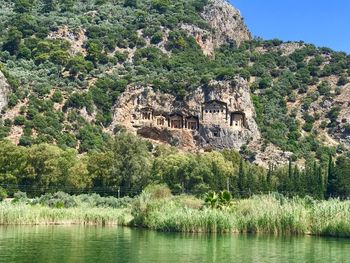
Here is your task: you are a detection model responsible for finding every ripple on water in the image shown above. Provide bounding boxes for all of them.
[0,226,349,263]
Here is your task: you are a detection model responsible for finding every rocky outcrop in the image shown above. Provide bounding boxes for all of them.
[202,0,251,46]
[47,26,87,56]
[111,78,260,151]
[0,70,10,113]
[182,0,251,56]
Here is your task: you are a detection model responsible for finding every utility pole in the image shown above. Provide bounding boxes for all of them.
[117,187,120,199]
[227,177,230,192]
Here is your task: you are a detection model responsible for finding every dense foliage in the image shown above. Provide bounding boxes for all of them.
[0,133,350,199]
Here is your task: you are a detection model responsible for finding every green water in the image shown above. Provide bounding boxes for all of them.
[0,226,349,263]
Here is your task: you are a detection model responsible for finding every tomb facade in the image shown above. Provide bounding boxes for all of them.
[230,111,246,129]
[185,116,199,130]
[132,100,247,133]
[168,113,184,129]
[202,100,228,125]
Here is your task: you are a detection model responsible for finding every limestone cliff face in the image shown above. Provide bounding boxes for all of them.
[182,0,251,56]
[0,71,10,113]
[111,78,260,151]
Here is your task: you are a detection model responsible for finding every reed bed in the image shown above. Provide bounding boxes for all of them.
[131,193,350,237]
[2,192,350,237]
[0,202,132,226]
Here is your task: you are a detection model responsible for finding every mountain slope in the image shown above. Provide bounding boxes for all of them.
[0,0,349,165]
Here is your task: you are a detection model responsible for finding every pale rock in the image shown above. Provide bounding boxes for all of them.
[0,71,10,113]
[111,77,260,151]
[182,0,251,56]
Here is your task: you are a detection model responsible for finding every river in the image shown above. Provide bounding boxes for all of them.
[0,226,349,262]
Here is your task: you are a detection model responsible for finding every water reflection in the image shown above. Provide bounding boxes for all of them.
[0,226,349,263]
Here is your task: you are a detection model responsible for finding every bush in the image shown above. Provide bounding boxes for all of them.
[0,187,7,201]
[124,0,137,7]
[317,81,331,96]
[13,191,28,203]
[337,75,348,86]
[150,31,163,45]
[32,192,78,208]
[14,115,26,126]
[144,184,172,199]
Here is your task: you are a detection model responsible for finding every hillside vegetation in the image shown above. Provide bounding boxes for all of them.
[0,0,349,162]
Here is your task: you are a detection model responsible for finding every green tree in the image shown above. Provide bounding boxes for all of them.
[326,155,335,198]
[111,133,152,196]
[86,40,103,65]
[3,28,23,55]
[0,141,26,189]
[42,0,57,12]
[87,151,114,191]
[22,144,76,195]
[151,0,170,13]
[238,158,246,197]
[67,159,92,191]
[332,156,350,198]
[124,0,138,8]
[14,0,33,13]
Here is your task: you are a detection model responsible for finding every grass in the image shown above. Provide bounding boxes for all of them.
[1,190,350,238]
[0,202,132,226]
[130,192,350,237]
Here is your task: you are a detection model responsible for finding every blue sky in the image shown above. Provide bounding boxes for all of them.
[231,0,350,53]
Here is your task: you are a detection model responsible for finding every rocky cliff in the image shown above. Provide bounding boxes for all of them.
[202,0,251,47]
[111,78,260,151]
[182,0,251,56]
[0,71,10,113]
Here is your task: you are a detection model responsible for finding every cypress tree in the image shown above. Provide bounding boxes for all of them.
[293,164,301,196]
[312,161,319,198]
[266,162,273,192]
[317,166,324,199]
[287,158,293,196]
[326,154,335,198]
[288,158,293,179]
[238,158,246,197]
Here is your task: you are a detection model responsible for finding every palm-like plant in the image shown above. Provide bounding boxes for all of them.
[205,190,232,209]
[204,191,218,208]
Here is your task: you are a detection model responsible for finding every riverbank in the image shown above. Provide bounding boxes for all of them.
[1,190,350,238]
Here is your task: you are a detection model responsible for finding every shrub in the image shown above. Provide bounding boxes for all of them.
[32,192,78,208]
[124,0,137,8]
[144,184,172,199]
[150,31,163,44]
[0,187,7,201]
[337,75,348,86]
[317,81,331,96]
[14,115,26,126]
[13,191,28,203]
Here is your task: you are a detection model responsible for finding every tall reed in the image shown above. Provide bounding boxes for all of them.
[0,202,132,225]
[130,193,350,237]
[2,192,350,237]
